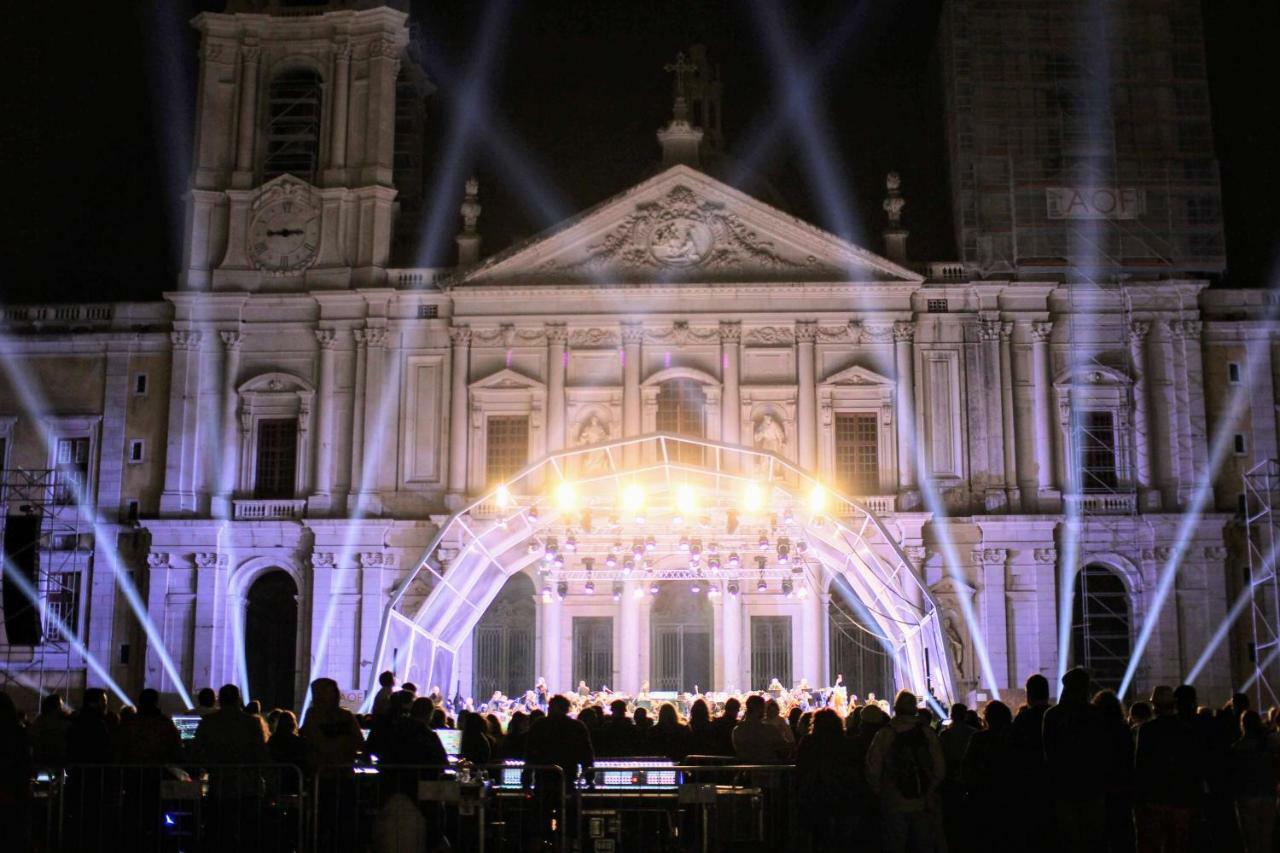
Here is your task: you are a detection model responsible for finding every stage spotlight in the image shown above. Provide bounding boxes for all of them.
[743,482,765,513]
[708,584,720,598]
[649,581,660,595]
[727,581,740,596]
[621,482,645,520]
[782,579,794,598]
[707,542,719,555]
[708,558,721,572]
[632,539,645,557]
[605,554,618,568]
[782,507,795,526]
[690,540,703,557]
[633,586,646,599]
[623,558,635,574]
[728,552,741,568]
[755,555,768,571]
[545,537,559,555]
[679,535,691,552]
[556,582,568,601]
[726,510,740,534]
[527,539,540,554]
[553,554,565,569]
[691,579,702,594]
[555,481,577,512]
[582,557,595,570]
[527,505,539,522]
[796,539,808,554]
[610,541,622,554]
[808,484,827,516]
[495,484,512,509]
[542,585,553,603]
[757,533,770,550]
[612,582,623,601]
[645,536,657,552]
[757,576,768,593]
[584,579,595,595]
[565,534,578,552]
[777,539,790,563]
[676,484,697,518]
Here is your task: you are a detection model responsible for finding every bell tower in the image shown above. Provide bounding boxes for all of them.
[181,1,418,291]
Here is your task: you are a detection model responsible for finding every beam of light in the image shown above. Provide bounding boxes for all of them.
[415,0,517,267]
[745,0,864,248]
[1186,580,1255,685]
[2,555,132,707]
[0,348,194,709]
[1120,329,1275,697]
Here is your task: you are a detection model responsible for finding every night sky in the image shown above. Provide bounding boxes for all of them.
[2,1,1276,305]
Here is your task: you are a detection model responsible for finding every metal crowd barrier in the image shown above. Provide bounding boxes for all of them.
[45,763,305,852]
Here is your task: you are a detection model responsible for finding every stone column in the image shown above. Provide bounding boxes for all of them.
[329,41,351,171]
[720,322,742,446]
[213,331,242,518]
[352,327,387,511]
[796,321,818,470]
[804,578,825,685]
[347,330,368,513]
[378,326,402,492]
[234,43,260,177]
[998,323,1020,511]
[721,586,742,692]
[1030,322,1059,506]
[447,325,471,507]
[311,329,337,511]
[894,321,919,498]
[618,583,640,693]
[979,317,1007,512]
[1127,321,1157,508]
[546,323,567,452]
[1178,320,1209,500]
[160,331,202,515]
[541,594,561,693]
[622,322,643,465]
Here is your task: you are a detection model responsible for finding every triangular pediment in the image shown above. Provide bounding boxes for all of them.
[470,368,544,391]
[457,166,923,286]
[821,364,894,387]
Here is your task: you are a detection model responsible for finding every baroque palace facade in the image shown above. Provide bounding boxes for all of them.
[0,0,1274,711]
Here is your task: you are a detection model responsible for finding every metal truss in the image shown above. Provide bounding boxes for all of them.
[1244,459,1280,705]
[367,433,958,707]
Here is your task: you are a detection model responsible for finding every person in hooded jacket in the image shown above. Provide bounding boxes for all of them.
[961,700,1018,853]
[796,708,857,846]
[865,690,945,853]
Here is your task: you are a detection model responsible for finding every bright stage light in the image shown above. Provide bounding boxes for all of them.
[743,482,765,513]
[584,579,595,595]
[541,586,553,604]
[649,581,660,596]
[555,481,577,512]
[612,583,623,601]
[757,576,768,593]
[621,482,645,517]
[494,484,512,509]
[728,581,740,596]
[808,484,827,516]
[675,484,698,518]
[633,586,646,599]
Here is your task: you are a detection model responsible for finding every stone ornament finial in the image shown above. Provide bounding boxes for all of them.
[883,172,905,228]
[460,176,481,235]
[664,51,698,121]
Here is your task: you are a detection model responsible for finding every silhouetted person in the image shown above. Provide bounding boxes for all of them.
[594,699,637,757]
[187,686,217,716]
[0,693,32,852]
[711,696,740,756]
[1042,667,1108,852]
[525,695,593,844]
[267,710,314,788]
[733,694,790,763]
[28,692,71,767]
[1093,689,1136,853]
[938,702,975,852]
[1230,711,1275,853]
[651,703,692,761]
[371,670,397,718]
[796,708,857,846]
[866,690,945,853]
[1011,673,1054,845]
[301,677,362,772]
[687,698,717,757]
[116,688,181,765]
[459,710,493,763]
[67,687,114,765]
[849,703,890,851]
[1134,685,1202,853]
[961,700,1018,853]
[500,711,530,759]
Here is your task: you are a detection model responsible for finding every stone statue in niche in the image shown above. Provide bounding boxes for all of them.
[944,615,965,679]
[753,413,785,455]
[577,415,610,473]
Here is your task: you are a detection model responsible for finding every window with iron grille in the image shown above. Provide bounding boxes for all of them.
[828,577,894,699]
[262,69,323,183]
[1071,565,1131,692]
[750,615,792,690]
[1076,411,1118,492]
[473,575,535,699]
[485,416,529,484]
[834,413,879,494]
[572,616,613,692]
[416,305,438,319]
[43,571,81,643]
[656,380,706,464]
[254,419,298,499]
[927,298,949,313]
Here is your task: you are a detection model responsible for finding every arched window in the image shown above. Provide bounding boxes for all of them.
[245,570,299,710]
[263,68,323,183]
[828,575,894,699]
[656,380,706,464]
[473,574,535,700]
[1070,564,1131,691]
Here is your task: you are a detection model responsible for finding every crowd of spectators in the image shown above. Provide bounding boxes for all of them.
[2,666,1279,852]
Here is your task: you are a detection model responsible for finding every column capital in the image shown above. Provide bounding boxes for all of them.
[219,330,242,351]
[621,322,645,345]
[545,322,568,343]
[332,39,352,61]
[892,320,915,343]
[999,321,1014,342]
[719,320,742,342]
[1127,320,1151,343]
[1169,319,1202,340]
[449,324,471,346]
[171,330,203,351]
[365,326,389,347]
[1030,321,1054,343]
[978,318,1003,342]
[315,328,337,349]
[241,42,262,63]
[795,320,818,343]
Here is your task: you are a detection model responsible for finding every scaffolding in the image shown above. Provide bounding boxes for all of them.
[1244,459,1280,705]
[0,468,94,699]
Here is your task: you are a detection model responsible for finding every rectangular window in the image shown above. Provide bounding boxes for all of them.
[834,413,879,494]
[54,437,90,505]
[416,305,439,319]
[485,416,529,484]
[253,418,298,499]
[43,571,81,643]
[125,500,140,522]
[1228,362,1242,384]
[750,615,792,690]
[1234,434,1247,455]
[134,374,148,395]
[926,299,949,313]
[129,440,145,463]
[1077,411,1118,492]
[572,616,613,692]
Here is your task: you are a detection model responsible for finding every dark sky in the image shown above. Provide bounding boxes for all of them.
[2,1,1276,304]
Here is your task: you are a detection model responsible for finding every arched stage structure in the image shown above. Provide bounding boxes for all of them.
[367,434,958,707]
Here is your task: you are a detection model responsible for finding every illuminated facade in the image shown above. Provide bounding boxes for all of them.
[0,0,1274,711]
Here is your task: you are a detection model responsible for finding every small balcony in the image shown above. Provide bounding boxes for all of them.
[1064,491,1137,515]
[841,495,898,515]
[233,499,307,521]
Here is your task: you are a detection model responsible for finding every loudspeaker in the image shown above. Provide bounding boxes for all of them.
[1,515,42,645]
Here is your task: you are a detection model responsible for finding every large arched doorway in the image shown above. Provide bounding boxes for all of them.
[829,575,895,700]
[650,581,713,693]
[1071,564,1132,692]
[472,573,535,699]
[245,570,298,711]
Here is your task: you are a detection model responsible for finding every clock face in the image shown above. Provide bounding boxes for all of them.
[248,198,321,274]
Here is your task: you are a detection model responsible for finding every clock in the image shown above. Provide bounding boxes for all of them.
[248,197,321,274]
